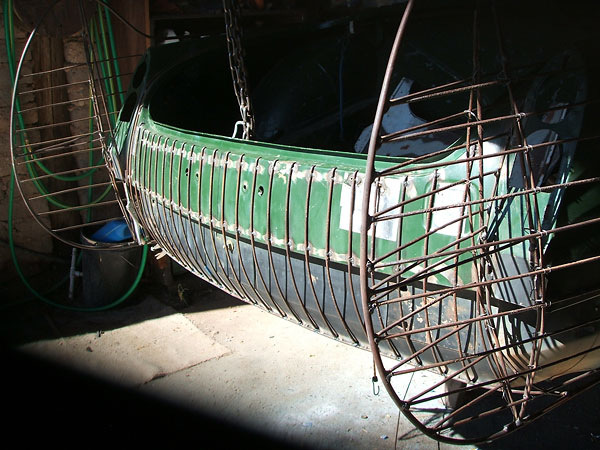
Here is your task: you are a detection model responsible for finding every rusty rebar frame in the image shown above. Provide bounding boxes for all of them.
[358,0,600,444]
[9,0,142,250]
[19,0,588,444]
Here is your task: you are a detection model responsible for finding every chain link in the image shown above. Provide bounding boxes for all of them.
[223,0,254,140]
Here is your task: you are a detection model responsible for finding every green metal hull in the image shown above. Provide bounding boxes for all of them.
[111,7,600,389]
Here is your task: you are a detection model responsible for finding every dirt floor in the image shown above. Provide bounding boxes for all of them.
[1,270,600,449]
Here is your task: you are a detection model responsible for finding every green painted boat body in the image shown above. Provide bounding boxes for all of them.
[109,9,600,384]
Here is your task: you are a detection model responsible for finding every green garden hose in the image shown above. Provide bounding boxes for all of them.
[4,0,147,312]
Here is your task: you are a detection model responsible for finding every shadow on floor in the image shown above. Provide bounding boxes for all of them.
[0,272,243,348]
[443,383,600,449]
[1,347,307,448]
[2,271,600,449]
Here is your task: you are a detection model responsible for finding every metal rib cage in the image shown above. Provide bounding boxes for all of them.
[359,0,600,444]
[9,0,140,249]
[120,0,600,444]
[9,0,600,445]
[126,125,372,345]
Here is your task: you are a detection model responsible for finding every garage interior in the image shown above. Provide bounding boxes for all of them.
[1,0,600,448]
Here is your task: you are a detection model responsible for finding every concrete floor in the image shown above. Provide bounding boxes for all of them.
[2,272,600,448]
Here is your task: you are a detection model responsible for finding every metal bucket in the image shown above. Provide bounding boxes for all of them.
[80,225,143,308]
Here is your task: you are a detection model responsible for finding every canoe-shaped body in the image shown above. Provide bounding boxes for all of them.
[110,6,600,389]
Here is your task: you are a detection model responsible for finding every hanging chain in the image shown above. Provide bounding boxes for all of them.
[223,0,254,140]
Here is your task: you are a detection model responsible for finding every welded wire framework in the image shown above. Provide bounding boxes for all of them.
[359,0,600,443]
[14,0,600,444]
[113,0,600,444]
[9,0,142,249]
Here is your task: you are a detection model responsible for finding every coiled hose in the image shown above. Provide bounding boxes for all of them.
[3,0,147,312]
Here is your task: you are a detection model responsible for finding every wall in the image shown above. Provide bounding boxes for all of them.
[0,1,149,288]
[0,8,54,285]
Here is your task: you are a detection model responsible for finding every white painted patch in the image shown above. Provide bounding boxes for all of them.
[431,183,467,237]
[339,175,402,241]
